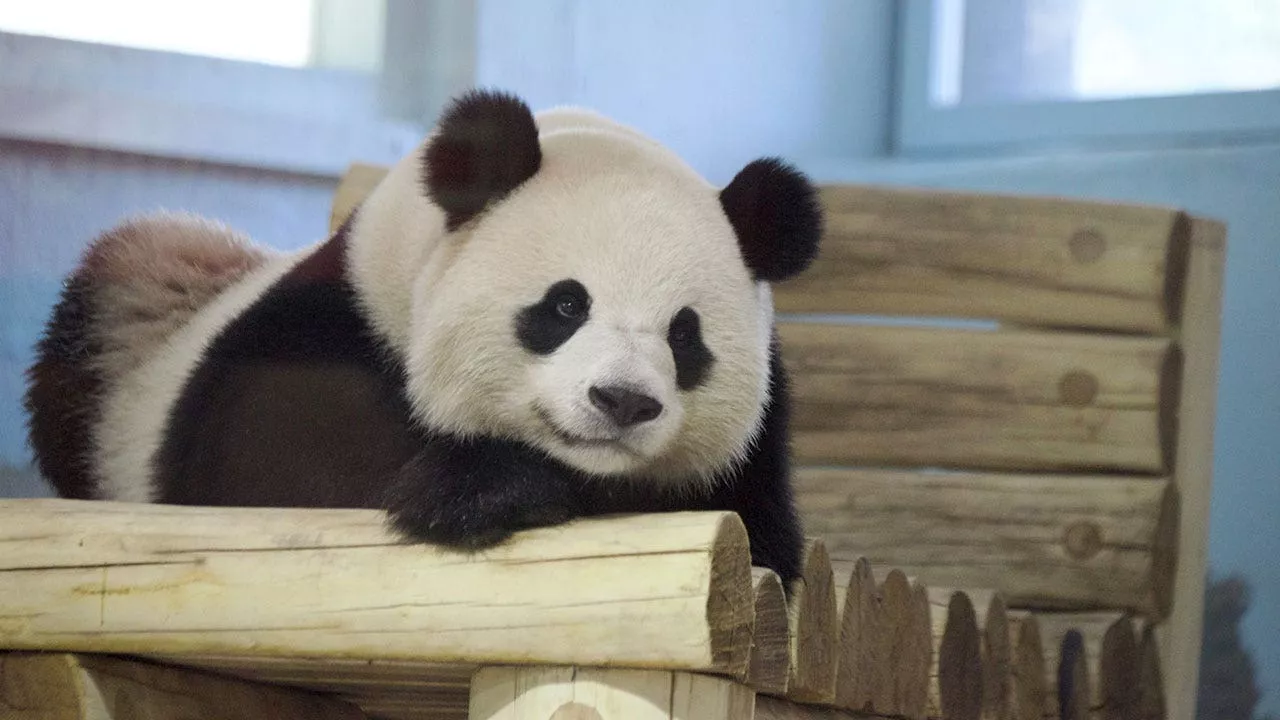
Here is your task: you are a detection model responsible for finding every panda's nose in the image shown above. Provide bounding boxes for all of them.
[589,385,663,427]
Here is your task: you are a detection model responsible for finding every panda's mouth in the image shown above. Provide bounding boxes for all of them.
[534,406,626,449]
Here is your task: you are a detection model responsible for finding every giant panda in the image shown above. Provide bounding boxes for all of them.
[25,90,823,583]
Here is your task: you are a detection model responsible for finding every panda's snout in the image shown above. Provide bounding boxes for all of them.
[588,385,663,427]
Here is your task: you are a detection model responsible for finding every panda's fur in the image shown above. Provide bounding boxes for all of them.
[25,90,822,582]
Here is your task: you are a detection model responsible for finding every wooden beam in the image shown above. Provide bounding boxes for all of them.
[797,469,1178,617]
[1162,217,1227,720]
[468,666,754,720]
[776,184,1188,333]
[0,652,365,719]
[780,323,1178,474]
[0,501,753,678]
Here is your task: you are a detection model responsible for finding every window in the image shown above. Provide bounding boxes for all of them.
[0,0,383,71]
[898,0,1280,154]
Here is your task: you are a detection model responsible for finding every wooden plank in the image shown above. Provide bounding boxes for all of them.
[779,323,1178,474]
[0,652,365,719]
[1006,612,1049,720]
[1162,218,1226,720]
[468,666,753,720]
[925,590,982,720]
[775,185,1188,333]
[785,540,838,705]
[831,558,878,713]
[796,469,1178,617]
[0,500,753,678]
[747,568,791,696]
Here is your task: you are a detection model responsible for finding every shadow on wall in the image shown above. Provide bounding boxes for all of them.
[1200,572,1274,720]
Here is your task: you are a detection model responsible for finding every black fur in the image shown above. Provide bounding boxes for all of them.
[423,89,542,231]
[719,158,824,283]
[668,307,713,391]
[515,279,591,355]
[24,274,105,500]
[149,225,803,581]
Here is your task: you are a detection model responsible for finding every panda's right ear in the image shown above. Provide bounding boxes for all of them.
[423,89,542,231]
[720,158,823,283]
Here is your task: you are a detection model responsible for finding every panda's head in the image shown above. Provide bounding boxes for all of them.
[351,90,822,486]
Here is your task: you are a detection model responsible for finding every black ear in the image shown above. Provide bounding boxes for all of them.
[423,89,542,231]
[719,158,823,283]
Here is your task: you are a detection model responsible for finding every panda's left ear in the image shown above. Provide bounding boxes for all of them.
[720,158,823,283]
[424,89,542,231]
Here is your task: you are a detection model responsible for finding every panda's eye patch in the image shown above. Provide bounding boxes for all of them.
[516,279,591,355]
[669,307,714,390]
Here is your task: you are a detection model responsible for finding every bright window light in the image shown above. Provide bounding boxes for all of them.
[0,0,315,67]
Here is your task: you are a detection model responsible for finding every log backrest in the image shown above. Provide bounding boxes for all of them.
[328,166,1226,720]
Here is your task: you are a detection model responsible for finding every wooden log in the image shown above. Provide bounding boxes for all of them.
[1163,217,1226,720]
[779,323,1178,474]
[749,568,791,696]
[926,590,983,720]
[785,540,838,705]
[1006,612,1049,720]
[0,652,365,719]
[468,666,754,720]
[774,184,1188,333]
[797,469,1179,617]
[0,500,753,678]
[1037,613,1141,720]
[831,557,879,713]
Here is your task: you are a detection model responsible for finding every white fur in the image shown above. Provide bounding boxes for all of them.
[94,249,310,501]
[348,110,774,487]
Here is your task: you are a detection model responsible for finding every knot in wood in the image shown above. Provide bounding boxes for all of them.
[1058,370,1099,407]
[1064,521,1103,560]
[550,702,605,720]
[1069,228,1107,263]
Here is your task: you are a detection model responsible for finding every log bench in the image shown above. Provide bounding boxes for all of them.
[0,170,1226,720]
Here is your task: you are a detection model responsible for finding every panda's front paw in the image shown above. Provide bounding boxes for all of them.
[383,437,579,551]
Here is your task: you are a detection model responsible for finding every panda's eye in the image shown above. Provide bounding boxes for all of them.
[555,294,586,319]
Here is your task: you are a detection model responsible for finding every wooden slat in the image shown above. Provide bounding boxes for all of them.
[1162,218,1226,720]
[748,568,791,696]
[0,652,366,719]
[0,500,753,678]
[1036,613,1142,720]
[784,540,837,705]
[780,322,1178,474]
[796,469,1178,617]
[775,185,1189,333]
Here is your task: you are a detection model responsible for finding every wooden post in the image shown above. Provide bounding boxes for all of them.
[1163,217,1227,720]
[926,590,982,720]
[0,652,365,719]
[1006,612,1048,720]
[749,568,791,696]
[832,558,878,713]
[1037,613,1142,720]
[468,666,754,720]
[785,540,838,705]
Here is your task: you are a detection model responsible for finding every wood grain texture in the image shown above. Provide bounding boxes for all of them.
[0,500,753,678]
[774,185,1188,333]
[926,590,982,720]
[1006,612,1048,720]
[779,323,1178,474]
[1037,613,1142,720]
[785,540,838,705]
[748,568,791,696]
[831,558,878,713]
[929,589,1010,720]
[468,666,754,720]
[0,652,365,719]
[754,693,885,719]
[796,469,1178,617]
[1162,218,1226,720]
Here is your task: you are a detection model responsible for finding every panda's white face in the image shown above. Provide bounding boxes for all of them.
[402,130,773,484]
